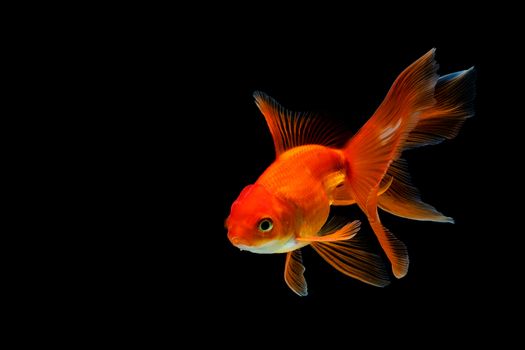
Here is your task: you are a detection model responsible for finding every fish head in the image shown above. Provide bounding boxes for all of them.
[226,183,296,254]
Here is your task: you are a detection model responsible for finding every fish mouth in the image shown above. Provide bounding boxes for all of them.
[235,240,285,254]
[229,236,244,246]
[235,244,251,252]
[227,231,250,247]
[230,239,256,253]
[227,233,258,252]
[227,231,275,253]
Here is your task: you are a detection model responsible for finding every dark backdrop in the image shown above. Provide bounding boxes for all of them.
[88,16,516,343]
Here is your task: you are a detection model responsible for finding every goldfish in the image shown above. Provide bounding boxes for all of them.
[226,49,475,296]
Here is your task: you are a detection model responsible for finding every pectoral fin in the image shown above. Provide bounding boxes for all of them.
[297,220,361,242]
[331,175,392,206]
[284,250,307,296]
[324,171,356,205]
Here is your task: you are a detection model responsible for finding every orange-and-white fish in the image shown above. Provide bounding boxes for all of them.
[226,49,475,296]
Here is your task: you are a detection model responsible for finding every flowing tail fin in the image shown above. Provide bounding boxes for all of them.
[342,49,439,278]
[404,67,476,150]
[377,67,476,221]
[377,158,454,223]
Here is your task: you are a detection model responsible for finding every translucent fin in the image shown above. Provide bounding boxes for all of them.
[343,49,438,209]
[378,176,394,196]
[331,176,391,206]
[311,233,390,287]
[378,159,453,222]
[297,220,361,242]
[253,91,348,156]
[324,170,346,194]
[405,67,476,150]
[324,171,357,206]
[367,189,409,278]
[284,250,308,296]
[342,50,438,275]
[331,189,357,206]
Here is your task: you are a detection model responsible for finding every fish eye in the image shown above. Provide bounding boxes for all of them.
[257,218,273,232]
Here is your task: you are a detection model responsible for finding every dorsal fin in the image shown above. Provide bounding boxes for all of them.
[253,91,348,157]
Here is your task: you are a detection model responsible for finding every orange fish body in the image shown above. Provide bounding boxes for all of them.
[226,49,475,296]
[228,145,342,251]
[258,146,345,243]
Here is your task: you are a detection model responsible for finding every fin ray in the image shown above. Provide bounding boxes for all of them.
[297,220,361,242]
[344,49,439,209]
[378,159,453,222]
[405,67,476,149]
[367,189,409,278]
[342,49,438,275]
[284,250,307,296]
[311,233,390,287]
[253,91,349,156]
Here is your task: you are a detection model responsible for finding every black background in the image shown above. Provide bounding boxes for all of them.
[79,12,519,343]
